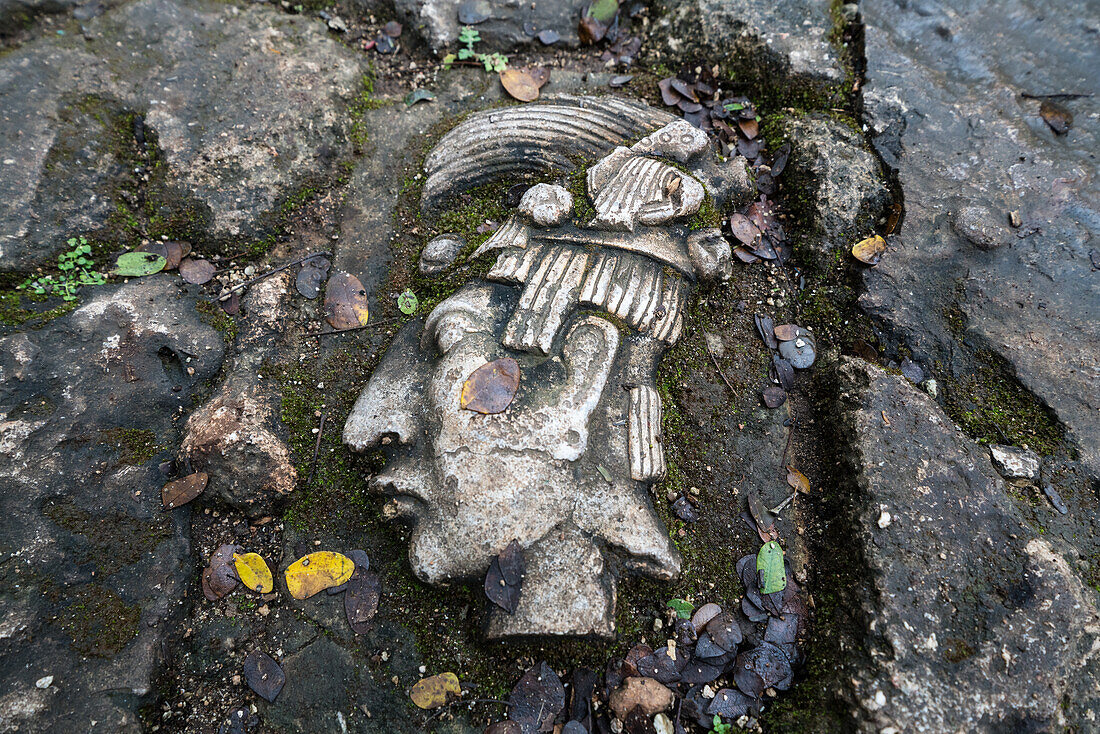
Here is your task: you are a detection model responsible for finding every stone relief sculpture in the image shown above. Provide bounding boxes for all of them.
[345,97,752,638]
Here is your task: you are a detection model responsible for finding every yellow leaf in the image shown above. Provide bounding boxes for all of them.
[409,672,461,710]
[785,466,811,494]
[284,551,354,600]
[233,552,273,594]
[851,234,887,265]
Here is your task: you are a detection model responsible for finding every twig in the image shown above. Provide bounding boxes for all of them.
[424,698,512,724]
[705,341,738,397]
[1021,92,1093,100]
[214,252,331,301]
[306,413,327,487]
[770,492,796,515]
[315,317,404,336]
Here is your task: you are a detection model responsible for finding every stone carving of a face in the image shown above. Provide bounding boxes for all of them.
[345,98,748,638]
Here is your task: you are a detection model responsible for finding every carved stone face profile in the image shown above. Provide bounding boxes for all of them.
[345,97,751,638]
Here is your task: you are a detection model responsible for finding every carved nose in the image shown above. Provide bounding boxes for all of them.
[344,373,423,451]
[343,328,427,452]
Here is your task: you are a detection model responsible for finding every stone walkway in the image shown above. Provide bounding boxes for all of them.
[0,0,1096,732]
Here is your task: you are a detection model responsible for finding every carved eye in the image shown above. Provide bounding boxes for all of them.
[434,311,478,354]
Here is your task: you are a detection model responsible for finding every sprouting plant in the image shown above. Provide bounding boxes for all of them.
[18,237,107,302]
[709,715,732,734]
[442,26,508,73]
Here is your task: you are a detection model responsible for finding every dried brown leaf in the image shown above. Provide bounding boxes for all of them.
[460,358,520,414]
[161,471,208,509]
[324,271,370,329]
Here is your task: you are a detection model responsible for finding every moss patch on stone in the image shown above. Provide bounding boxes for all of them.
[59,583,141,657]
[195,299,240,344]
[43,497,172,575]
[96,426,164,465]
[942,348,1066,456]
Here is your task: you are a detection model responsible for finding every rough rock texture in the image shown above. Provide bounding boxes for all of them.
[651,0,843,87]
[182,274,297,516]
[782,113,890,269]
[0,278,224,732]
[833,358,1100,732]
[394,0,588,53]
[0,0,362,270]
[859,0,1100,478]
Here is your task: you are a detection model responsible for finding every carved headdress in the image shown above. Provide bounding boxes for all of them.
[345,97,751,637]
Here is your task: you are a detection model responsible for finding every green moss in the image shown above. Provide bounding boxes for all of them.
[97,427,164,465]
[59,584,141,657]
[349,71,393,153]
[942,637,975,663]
[43,498,172,575]
[195,299,239,343]
[942,348,1066,456]
[0,290,77,329]
[686,195,722,231]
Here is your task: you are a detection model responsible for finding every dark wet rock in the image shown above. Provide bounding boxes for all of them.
[651,0,844,89]
[394,0,588,53]
[859,0,1100,479]
[0,0,362,271]
[0,278,225,732]
[830,358,1100,732]
[780,113,890,270]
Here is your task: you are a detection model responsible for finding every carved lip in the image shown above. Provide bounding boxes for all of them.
[372,472,429,508]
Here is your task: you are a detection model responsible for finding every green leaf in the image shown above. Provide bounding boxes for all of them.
[442,53,456,68]
[667,598,694,619]
[67,237,77,246]
[587,0,618,23]
[756,540,787,595]
[458,26,480,45]
[457,47,475,60]
[397,289,419,314]
[724,102,744,111]
[111,251,167,277]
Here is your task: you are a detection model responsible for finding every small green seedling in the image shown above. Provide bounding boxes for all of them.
[710,714,732,734]
[18,237,106,302]
[443,26,508,72]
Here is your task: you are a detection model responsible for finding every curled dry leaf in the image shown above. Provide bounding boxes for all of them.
[772,324,799,342]
[460,357,520,414]
[747,493,778,542]
[324,271,370,329]
[345,570,381,634]
[161,471,208,509]
[410,672,461,710]
[179,257,216,284]
[500,68,542,102]
[233,553,274,594]
[753,313,777,350]
[762,386,787,409]
[508,661,566,732]
[785,466,810,494]
[243,650,285,703]
[295,256,330,299]
[484,539,525,614]
[284,551,355,599]
[1039,99,1072,135]
[852,235,887,265]
[738,118,759,139]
